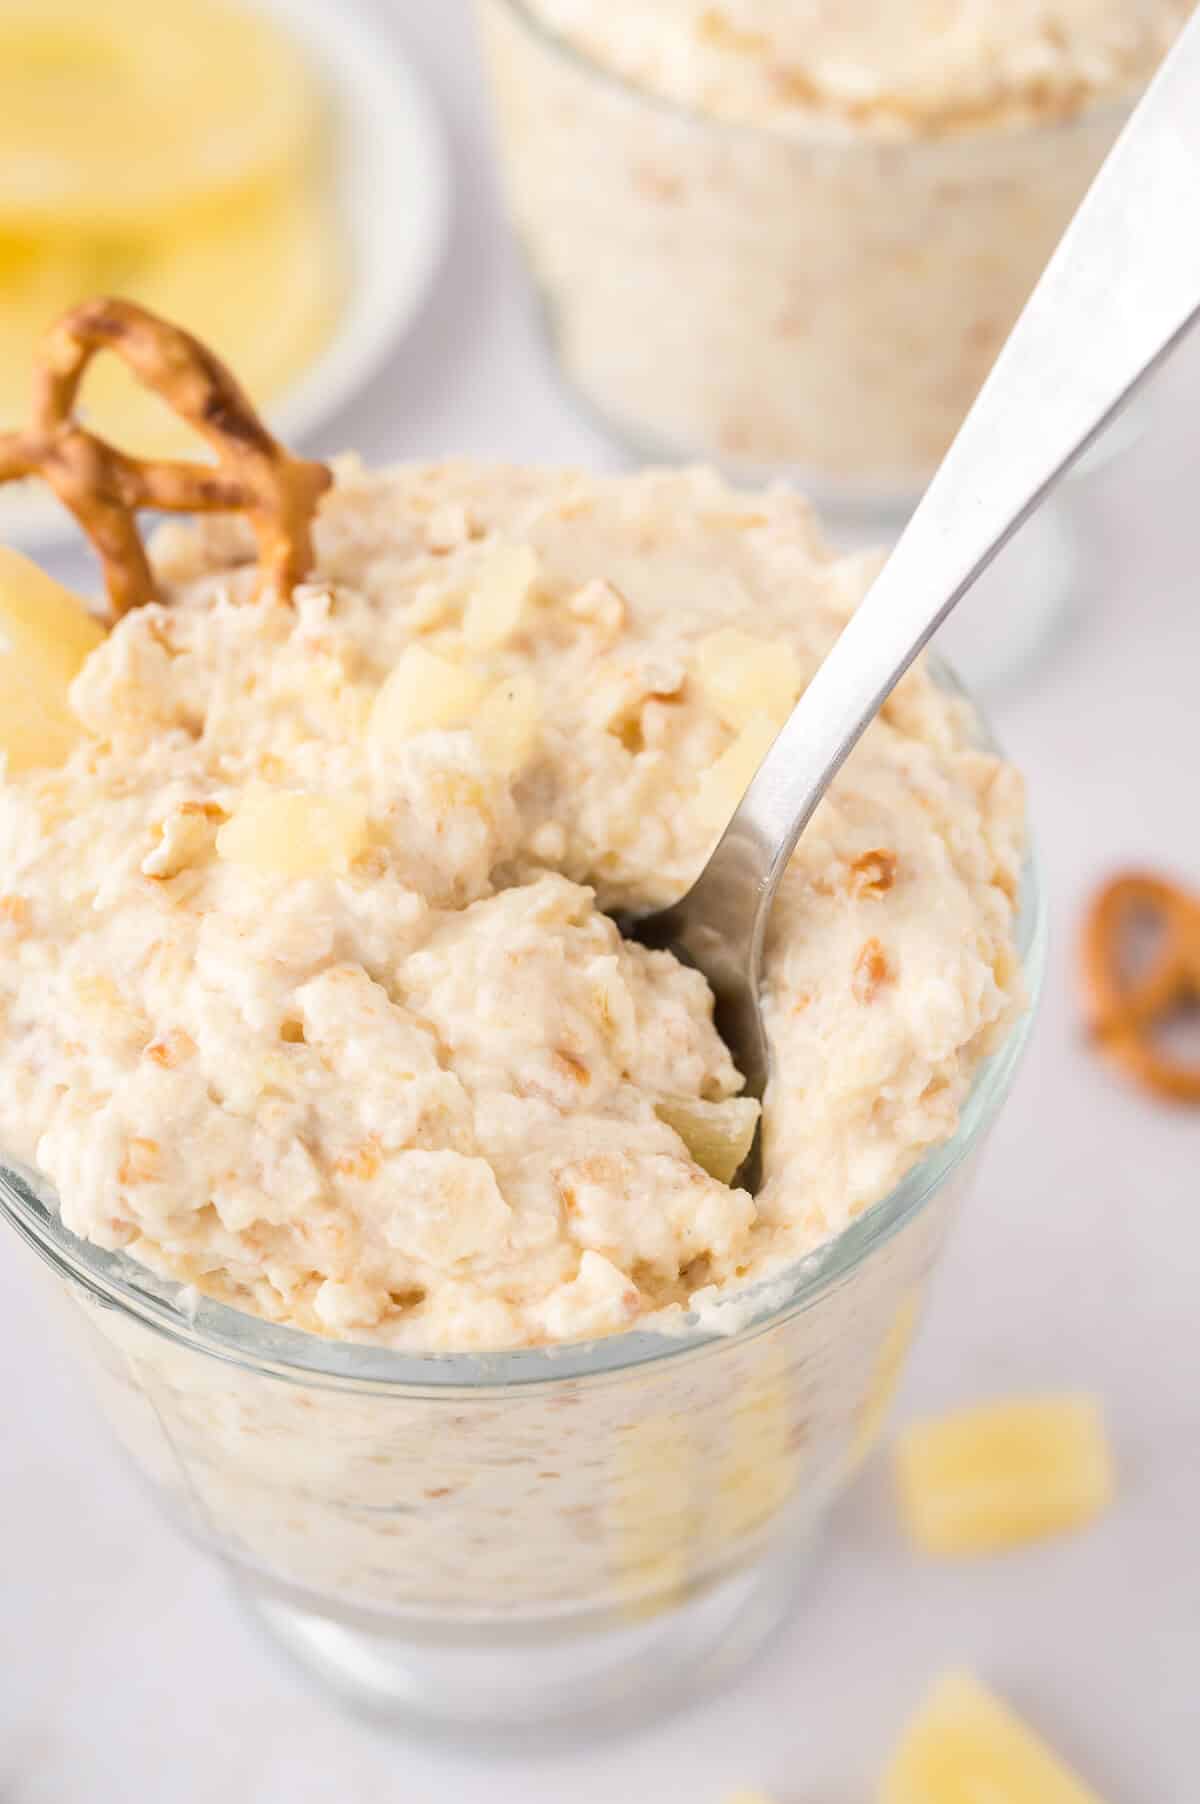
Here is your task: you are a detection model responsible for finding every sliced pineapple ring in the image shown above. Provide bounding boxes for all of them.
[692,628,802,730]
[0,547,104,773]
[0,183,342,463]
[216,788,367,879]
[882,1672,1106,1804]
[368,646,488,755]
[693,712,779,833]
[472,672,541,776]
[94,186,341,458]
[462,544,540,651]
[0,0,317,233]
[655,1095,760,1186]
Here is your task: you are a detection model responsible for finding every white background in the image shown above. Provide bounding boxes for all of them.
[3,5,1197,1799]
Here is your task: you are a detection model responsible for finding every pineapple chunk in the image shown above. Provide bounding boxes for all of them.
[368,645,487,753]
[472,671,541,775]
[693,628,802,730]
[0,547,105,774]
[607,1411,695,1616]
[462,543,540,650]
[216,788,368,878]
[656,1095,759,1185]
[849,1291,920,1468]
[693,712,778,832]
[881,1672,1106,1804]
[714,1352,797,1541]
[0,547,104,680]
[894,1394,1113,1557]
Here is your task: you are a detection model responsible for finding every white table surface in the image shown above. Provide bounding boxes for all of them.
[3,5,1197,1799]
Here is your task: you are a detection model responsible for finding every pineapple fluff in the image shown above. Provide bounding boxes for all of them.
[0,460,1024,1349]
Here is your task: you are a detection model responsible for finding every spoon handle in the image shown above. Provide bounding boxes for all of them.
[709,10,1200,938]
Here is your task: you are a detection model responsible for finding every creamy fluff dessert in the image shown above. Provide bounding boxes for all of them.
[0,460,1023,1352]
[516,1,1185,127]
[480,0,1191,495]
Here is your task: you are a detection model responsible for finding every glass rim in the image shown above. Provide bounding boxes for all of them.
[485,0,1139,149]
[0,660,1046,1396]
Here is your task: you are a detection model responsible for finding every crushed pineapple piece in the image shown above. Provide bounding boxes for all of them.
[881,1671,1106,1804]
[850,1291,921,1469]
[894,1394,1113,1557]
[693,712,778,832]
[472,671,541,775]
[368,645,487,752]
[141,800,224,880]
[655,1094,759,1185]
[0,547,105,773]
[462,543,540,650]
[216,788,368,878]
[607,1411,695,1617]
[568,576,626,639]
[692,627,802,729]
[714,1345,797,1541]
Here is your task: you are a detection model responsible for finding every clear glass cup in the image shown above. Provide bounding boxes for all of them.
[0,675,1044,1741]
[477,0,1139,689]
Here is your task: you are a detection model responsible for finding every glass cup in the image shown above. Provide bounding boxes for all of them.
[1,675,1044,1740]
[477,0,1139,688]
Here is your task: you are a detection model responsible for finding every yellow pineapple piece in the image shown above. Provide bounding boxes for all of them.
[692,627,802,730]
[462,544,540,651]
[894,1394,1113,1557]
[368,646,488,753]
[0,547,104,774]
[472,672,541,775]
[849,1291,920,1469]
[216,788,367,878]
[693,712,778,832]
[656,1095,760,1185]
[881,1671,1106,1804]
[89,183,341,460]
[713,1345,797,1543]
[725,1792,778,1804]
[607,1411,695,1617]
[0,189,340,466]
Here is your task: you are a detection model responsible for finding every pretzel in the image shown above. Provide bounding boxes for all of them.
[0,297,332,619]
[1081,870,1200,1103]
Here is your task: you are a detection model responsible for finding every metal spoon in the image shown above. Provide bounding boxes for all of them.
[628,13,1200,1188]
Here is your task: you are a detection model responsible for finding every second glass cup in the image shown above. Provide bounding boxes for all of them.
[478,0,1138,685]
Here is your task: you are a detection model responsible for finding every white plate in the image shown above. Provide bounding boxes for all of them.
[0,0,449,547]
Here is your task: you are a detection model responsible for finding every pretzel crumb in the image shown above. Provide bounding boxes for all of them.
[849,848,898,897]
[0,894,30,929]
[555,1048,591,1085]
[119,1137,162,1185]
[145,1029,196,1069]
[335,1140,382,1182]
[853,937,893,1002]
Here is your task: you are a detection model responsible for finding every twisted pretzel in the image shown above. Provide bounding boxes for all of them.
[1081,870,1200,1103]
[0,297,332,619]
